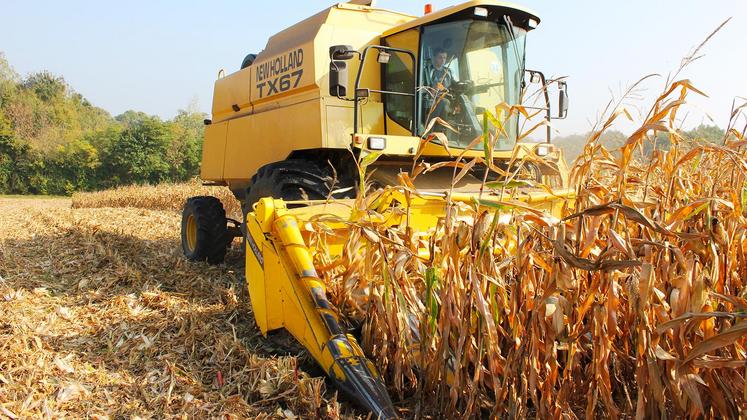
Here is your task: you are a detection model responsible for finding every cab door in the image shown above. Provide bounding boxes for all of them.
[381,28,419,136]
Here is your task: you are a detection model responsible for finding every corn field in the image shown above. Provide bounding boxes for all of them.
[72,179,242,218]
[312,69,747,417]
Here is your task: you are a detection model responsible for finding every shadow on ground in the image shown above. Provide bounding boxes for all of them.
[0,207,352,418]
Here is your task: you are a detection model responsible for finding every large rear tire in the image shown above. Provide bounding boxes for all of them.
[244,159,354,213]
[181,196,230,264]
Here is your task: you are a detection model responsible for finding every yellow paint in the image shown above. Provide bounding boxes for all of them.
[199,122,227,180]
[185,214,196,252]
[205,4,412,188]
[245,217,269,333]
[246,197,355,378]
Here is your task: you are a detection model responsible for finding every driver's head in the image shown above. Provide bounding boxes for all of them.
[433,48,448,69]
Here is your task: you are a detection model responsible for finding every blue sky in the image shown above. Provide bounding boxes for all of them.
[1,1,745,135]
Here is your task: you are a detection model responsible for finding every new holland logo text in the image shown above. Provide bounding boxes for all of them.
[255,48,304,98]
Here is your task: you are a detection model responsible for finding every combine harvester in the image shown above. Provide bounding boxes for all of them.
[181,1,573,417]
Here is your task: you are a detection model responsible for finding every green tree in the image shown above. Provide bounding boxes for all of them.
[98,117,171,187]
[22,71,67,102]
[47,138,99,194]
[0,132,46,194]
[166,109,205,180]
[115,110,152,128]
[684,124,724,144]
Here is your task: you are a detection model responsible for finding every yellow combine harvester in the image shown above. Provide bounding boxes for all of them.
[181,1,572,416]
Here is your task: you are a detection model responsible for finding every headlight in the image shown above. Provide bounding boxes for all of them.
[536,144,550,156]
[474,7,488,17]
[368,136,386,150]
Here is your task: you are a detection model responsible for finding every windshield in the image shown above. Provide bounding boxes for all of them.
[419,19,526,150]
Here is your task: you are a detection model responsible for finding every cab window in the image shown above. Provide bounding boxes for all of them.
[382,29,418,134]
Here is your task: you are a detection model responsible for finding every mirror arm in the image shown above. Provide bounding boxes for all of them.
[536,71,551,143]
[523,69,551,142]
[329,60,349,98]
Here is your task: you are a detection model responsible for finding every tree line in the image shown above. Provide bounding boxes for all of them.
[0,53,205,195]
[552,125,726,162]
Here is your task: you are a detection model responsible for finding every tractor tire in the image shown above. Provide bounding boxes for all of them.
[241,53,257,69]
[181,196,230,264]
[244,159,354,213]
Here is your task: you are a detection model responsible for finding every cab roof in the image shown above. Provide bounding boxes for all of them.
[381,0,540,37]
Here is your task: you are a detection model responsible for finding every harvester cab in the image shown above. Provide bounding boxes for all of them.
[181,1,574,417]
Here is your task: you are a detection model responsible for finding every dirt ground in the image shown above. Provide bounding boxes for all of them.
[0,197,353,419]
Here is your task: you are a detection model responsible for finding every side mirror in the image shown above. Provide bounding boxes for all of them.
[329,45,354,61]
[329,61,348,97]
[557,81,569,119]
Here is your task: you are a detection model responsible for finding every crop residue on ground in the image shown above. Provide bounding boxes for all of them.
[0,198,346,419]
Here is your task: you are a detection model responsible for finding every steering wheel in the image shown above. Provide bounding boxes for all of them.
[472,81,504,94]
[450,80,504,95]
[449,80,474,95]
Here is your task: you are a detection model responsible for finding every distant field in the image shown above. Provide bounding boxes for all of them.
[71,180,242,218]
[0,194,69,200]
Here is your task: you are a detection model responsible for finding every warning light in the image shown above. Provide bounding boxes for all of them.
[424,3,433,14]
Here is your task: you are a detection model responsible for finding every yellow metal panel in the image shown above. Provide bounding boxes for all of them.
[199,122,228,180]
[325,105,353,148]
[205,3,418,185]
[250,41,316,109]
[245,220,269,334]
[252,97,323,151]
[352,134,419,156]
[326,103,386,147]
[211,68,253,123]
[359,102,385,137]
[211,79,233,122]
[222,116,253,181]
[221,99,324,182]
[385,114,412,136]
[263,243,285,332]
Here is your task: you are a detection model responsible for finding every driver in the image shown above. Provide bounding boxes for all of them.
[425,47,453,91]
[424,47,454,128]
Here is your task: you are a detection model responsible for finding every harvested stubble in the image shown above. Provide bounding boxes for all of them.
[312,77,747,418]
[71,179,242,218]
[0,198,345,419]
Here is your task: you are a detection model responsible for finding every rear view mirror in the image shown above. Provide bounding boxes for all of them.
[329,45,354,61]
[557,81,568,119]
[329,61,348,97]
